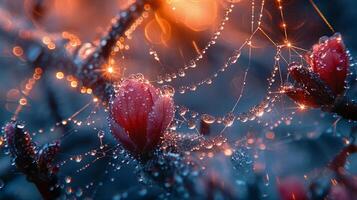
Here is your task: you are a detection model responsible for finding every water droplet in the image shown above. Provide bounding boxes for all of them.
[161,85,175,97]
[205,79,212,85]
[179,107,188,116]
[0,180,4,190]
[97,130,105,139]
[201,114,215,124]
[188,120,196,129]
[74,155,83,163]
[188,61,196,68]
[223,112,235,127]
[156,76,163,84]
[16,124,25,129]
[65,176,72,184]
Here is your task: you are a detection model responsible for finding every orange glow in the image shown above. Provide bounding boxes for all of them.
[56,72,64,79]
[71,81,78,88]
[299,104,306,110]
[35,67,43,74]
[0,136,4,147]
[12,46,23,57]
[145,13,171,45]
[163,0,218,31]
[48,43,56,50]
[19,98,27,106]
[265,132,275,140]
[103,60,121,81]
[247,138,255,144]
[86,88,93,94]
[224,148,233,156]
[107,66,114,74]
[42,36,51,45]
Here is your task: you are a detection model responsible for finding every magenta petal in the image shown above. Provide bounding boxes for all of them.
[309,35,349,95]
[146,96,174,150]
[111,79,160,149]
[109,118,138,153]
[110,78,167,155]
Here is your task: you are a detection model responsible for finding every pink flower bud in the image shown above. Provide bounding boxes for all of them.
[109,77,174,156]
[307,33,349,95]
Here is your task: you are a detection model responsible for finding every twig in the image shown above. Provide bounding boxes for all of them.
[4,121,61,200]
[285,65,357,121]
[0,0,159,103]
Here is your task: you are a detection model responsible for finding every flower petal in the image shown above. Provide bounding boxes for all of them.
[309,34,349,95]
[109,118,138,153]
[146,95,174,151]
[111,79,159,149]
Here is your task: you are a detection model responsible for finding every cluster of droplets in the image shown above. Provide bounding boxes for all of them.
[154,3,235,85]
[176,44,243,95]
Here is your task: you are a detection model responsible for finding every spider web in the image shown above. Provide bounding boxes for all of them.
[0,0,356,199]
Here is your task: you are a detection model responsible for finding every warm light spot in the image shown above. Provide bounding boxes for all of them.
[56,72,64,79]
[33,73,41,80]
[207,152,214,158]
[19,98,27,105]
[265,132,275,140]
[0,136,4,147]
[71,81,78,88]
[107,66,114,74]
[299,104,306,110]
[25,84,32,90]
[67,75,74,81]
[144,13,171,45]
[224,148,233,156]
[259,143,266,150]
[42,36,51,45]
[163,0,218,31]
[86,88,92,94]
[12,46,23,57]
[144,4,151,11]
[35,67,43,74]
[93,97,99,103]
[48,43,56,50]
[247,138,255,144]
[80,87,86,94]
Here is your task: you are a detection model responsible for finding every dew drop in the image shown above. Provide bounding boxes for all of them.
[74,155,83,163]
[201,114,215,124]
[178,69,186,77]
[97,130,105,139]
[0,180,4,190]
[188,120,196,129]
[223,112,235,127]
[161,85,175,97]
[65,176,72,184]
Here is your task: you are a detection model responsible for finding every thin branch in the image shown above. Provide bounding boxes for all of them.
[4,121,61,200]
[0,0,159,103]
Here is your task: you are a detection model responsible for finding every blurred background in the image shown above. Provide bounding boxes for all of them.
[0,0,356,199]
